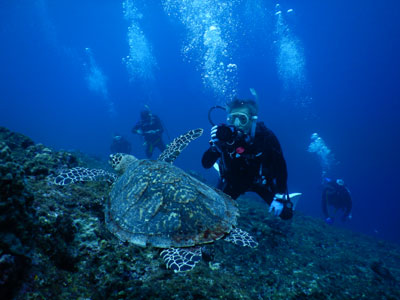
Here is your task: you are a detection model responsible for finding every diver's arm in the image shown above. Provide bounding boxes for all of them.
[132,122,142,134]
[144,129,160,135]
[201,147,220,169]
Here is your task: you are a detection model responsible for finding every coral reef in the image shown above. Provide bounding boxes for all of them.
[0,126,399,299]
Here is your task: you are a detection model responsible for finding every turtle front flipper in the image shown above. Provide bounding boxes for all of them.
[53,167,117,185]
[160,247,202,272]
[158,128,203,163]
[224,228,258,248]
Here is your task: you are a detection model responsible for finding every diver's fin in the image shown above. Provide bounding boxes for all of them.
[213,162,220,173]
[274,192,302,200]
[289,192,302,198]
[289,193,302,210]
[274,192,302,210]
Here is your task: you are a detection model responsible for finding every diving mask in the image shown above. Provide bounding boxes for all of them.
[227,112,250,127]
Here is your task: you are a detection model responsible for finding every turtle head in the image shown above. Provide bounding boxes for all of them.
[109,153,138,174]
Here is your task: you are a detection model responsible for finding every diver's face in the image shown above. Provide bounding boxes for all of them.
[227,107,252,134]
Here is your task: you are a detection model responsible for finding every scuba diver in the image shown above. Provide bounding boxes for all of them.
[322,178,352,224]
[132,108,166,158]
[202,90,300,220]
[110,134,132,154]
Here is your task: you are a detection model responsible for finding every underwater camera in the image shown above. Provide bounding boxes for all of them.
[216,124,237,143]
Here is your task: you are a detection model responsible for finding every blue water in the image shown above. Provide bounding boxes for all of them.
[1,1,399,244]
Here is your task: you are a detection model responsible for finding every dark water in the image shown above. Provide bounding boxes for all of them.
[1,0,399,244]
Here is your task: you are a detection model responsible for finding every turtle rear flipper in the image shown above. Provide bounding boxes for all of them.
[160,247,202,272]
[224,228,258,248]
[53,167,116,185]
[158,128,203,163]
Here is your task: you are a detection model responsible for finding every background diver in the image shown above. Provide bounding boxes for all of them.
[202,93,301,220]
[110,134,132,154]
[322,178,352,224]
[132,108,166,158]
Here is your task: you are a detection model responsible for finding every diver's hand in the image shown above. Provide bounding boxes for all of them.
[210,125,221,151]
[269,193,297,219]
[210,125,219,143]
[145,130,159,135]
[269,198,284,216]
[135,129,143,135]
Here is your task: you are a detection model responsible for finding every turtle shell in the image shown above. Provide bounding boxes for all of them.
[105,159,238,248]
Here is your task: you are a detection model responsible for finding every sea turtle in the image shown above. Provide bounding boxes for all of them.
[54,128,258,272]
[53,166,117,185]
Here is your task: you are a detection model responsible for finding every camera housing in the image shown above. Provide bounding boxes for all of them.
[216,124,236,143]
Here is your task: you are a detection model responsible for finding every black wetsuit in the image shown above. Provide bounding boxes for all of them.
[110,137,132,154]
[202,122,291,219]
[322,181,352,221]
[132,114,166,158]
